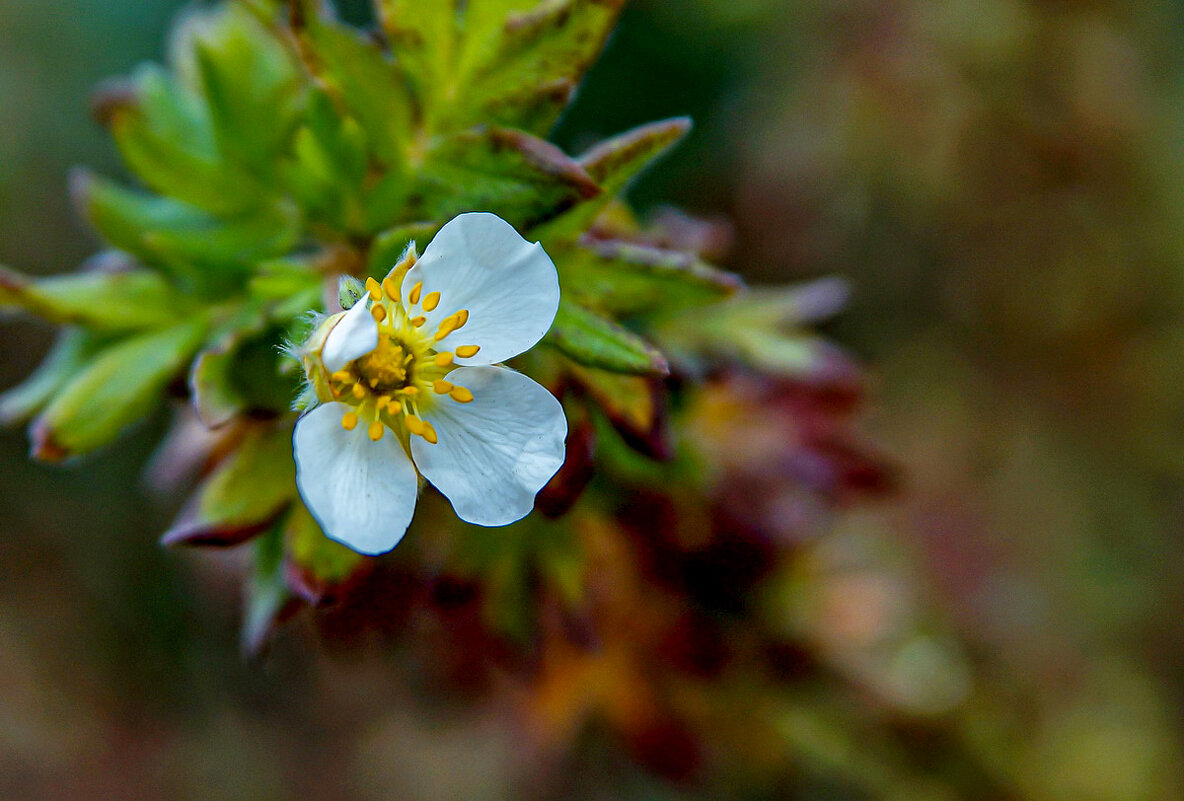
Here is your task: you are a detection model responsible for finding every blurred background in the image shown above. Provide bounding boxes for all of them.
[2,0,1183,798]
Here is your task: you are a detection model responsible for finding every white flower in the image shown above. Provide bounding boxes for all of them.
[293,213,568,555]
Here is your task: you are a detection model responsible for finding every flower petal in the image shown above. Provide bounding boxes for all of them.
[322,299,378,373]
[293,401,419,555]
[402,213,559,366]
[412,366,567,526]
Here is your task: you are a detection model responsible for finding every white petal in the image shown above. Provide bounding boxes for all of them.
[402,212,559,366]
[322,299,378,373]
[293,402,419,555]
[411,366,567,526]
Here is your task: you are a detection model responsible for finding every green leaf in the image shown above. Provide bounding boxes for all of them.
[74,170,302,287]
[547,298,668,375]
[456,0,627,133]
[105,65,265,215]
[556,239,742,316]
[0,329,102,426]
[376,0,456,125]
[0,263,189,331]
[31,317,207,460]
[281,89,370,230]
[534,118,693,242]
[162,422,296,546]
[298,6,414,170]
[415,127,600,228]
[188,3,305,172]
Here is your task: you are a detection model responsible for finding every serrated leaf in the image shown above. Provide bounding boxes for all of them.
[376,0,456,124]
[556,238,742,316]
[106,65,265,215]
[31,318,207,461]
[298,6,414,170]
[534,118,692,242]
[0,264,188,331]
[0,329,102,426]
[457,0,626,133]
[547,298,668,375]
[415,127,600,228]
[74,170,302,287]
[162,422,296,546]
[189,3,305,171]
[281,89,370,230]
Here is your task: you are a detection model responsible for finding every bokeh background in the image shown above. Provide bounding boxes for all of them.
[2,0,1183,798]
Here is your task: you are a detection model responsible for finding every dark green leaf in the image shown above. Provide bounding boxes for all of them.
[415,127,600,228]
[534,118,692,241]
[556,238,742,316]
[547,298,668,375]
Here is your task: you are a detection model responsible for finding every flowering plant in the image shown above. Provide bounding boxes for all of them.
[0,0,889,786]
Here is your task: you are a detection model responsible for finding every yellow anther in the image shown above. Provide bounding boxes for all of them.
[341,411,359,431]
[365,277,382,301]
[370,303,387,323]
[381,276,400,302]
[434,318,458,341]
[455,345,480,358]
[449,386,474,404]
[409,281,423,305]
[422,291,441,311]
[351,383,367,399]
[422,421,439,444]
[375,395,392,412]
[332,370,352,383]
[404,414,426,436]
[410,315,427,328]
[452,309,469,328]
[368,421,385,441]
[434,351,454,367]
[388,400,403,415]
[433,380,454,395]
[368,377,380,389]
[397,386,419,396]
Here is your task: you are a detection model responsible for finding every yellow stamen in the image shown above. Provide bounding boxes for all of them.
[434,352,454,367]
[455,345,480,358]
[404,414,426,436]
[365,277,382,302]
[370,304,387,323]
[449,386,474,404]
[409,281,423,305]
[382,276,400,302]
[433,380,454,395]
[368,377,379,389]
[351,383,367,399]
[375,395,392,412]
[341,411,359,430]
[434,318,457,341]
[332,370,352,382]
[422,421,439,444]
[388,400,403,415]
[422,291,441,311]
[410,315,427,328]
[397,386,420,396]
[452,309,469,328]
[368,421,385,441]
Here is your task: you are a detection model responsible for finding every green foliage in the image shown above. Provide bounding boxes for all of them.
[1,0,763,599]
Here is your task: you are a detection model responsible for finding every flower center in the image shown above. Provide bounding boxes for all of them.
[321,275,482,446]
